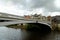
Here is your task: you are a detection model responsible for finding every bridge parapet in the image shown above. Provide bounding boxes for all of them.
[0,13,24,19]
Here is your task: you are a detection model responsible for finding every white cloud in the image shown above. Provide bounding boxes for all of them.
[0,1,46,16]
[0,0,60,16]
[54,0,60,8]
[0,1,31,16]
[26,0,31,3]
[30,8,45,15]
[50,12,60,16]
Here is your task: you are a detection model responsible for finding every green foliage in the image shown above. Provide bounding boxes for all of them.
[25,23,39,30]
[6,24,17,27]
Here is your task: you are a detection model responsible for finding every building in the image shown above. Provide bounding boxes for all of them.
[52,16,60,24]
[24,15,31,20]
[47,16,51,21]
[31,14,47,21]
[42,16,47,21]
[51,15,60,30]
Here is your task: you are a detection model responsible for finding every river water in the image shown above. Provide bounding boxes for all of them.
[0,26,60,40]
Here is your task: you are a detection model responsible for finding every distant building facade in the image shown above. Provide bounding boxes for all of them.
[24,15,31,20]
[31,14,47,21]
[24,14,48,21]
[52,16,60,24]
[51,15,60,30]
[47,16,51,21]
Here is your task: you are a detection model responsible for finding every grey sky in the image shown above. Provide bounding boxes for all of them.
[0,0,60,16]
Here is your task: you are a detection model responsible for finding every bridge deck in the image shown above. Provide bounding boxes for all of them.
[0,20,36,26]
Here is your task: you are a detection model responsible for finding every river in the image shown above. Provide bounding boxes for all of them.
[0,26,60,40]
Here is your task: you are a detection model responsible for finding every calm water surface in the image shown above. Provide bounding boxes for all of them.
[0,26,60,40]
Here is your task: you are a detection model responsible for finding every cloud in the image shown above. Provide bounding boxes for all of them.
[50,12,60,16]
[0,0,60,16]
[0,0,31,16]
[3,0,54,10]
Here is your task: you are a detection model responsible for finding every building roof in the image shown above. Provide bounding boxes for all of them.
[52,16,60,23]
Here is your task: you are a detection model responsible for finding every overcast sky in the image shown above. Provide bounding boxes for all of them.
[0,0,60,16]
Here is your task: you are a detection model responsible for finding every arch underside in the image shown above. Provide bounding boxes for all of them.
[26,23,51,33]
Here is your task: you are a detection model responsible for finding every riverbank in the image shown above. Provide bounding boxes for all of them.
[6,24,27,29]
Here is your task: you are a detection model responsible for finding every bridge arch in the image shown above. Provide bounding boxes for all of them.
[26,23,51,33]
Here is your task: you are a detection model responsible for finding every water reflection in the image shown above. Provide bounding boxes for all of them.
[0,26,29,40]
[0,26,60,40]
